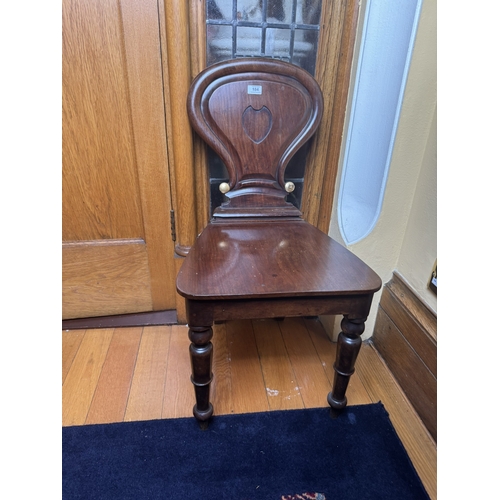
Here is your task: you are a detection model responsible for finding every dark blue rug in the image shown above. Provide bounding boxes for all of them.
[62,403,430,499]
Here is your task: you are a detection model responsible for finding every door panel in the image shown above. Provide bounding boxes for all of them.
[62,0,144,241]
[62,240,153,319]
[63,0,176,319]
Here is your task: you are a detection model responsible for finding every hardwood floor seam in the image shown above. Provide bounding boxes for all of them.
[123,328,145,422]
[159,328,173,419]
[84,328,116,425]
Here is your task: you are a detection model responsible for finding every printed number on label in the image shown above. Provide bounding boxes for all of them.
[247,85,262,95]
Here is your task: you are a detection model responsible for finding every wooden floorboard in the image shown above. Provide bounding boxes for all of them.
[62,328,114,426]
[124,326,171,422]
[253,319,304,410]
[210,322,234,416]
[223,319,269,414]
[161,324,194,419]
[62,329,85,385]
[85,327,142,425]
[62,318,436,499]
[279,317,334,409]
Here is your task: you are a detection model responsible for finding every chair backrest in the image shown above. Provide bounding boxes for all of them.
[187,58,324,219]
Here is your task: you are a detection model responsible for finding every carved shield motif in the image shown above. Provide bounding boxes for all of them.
[242,106,272,144]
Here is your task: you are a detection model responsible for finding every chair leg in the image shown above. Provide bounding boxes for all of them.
[188,325,214,429]
[327,316,365,417]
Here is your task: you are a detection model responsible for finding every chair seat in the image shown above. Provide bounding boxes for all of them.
[177,219,381,301]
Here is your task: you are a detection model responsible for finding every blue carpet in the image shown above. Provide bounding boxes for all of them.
[62,403,430,499]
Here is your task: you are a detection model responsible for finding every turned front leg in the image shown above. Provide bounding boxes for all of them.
[328,316,365,416]
[188,325,214,428]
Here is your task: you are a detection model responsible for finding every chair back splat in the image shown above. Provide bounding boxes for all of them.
[177,59,382,429]
[187,59,323,219]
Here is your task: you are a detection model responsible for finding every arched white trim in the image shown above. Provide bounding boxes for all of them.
[338,0,423,245]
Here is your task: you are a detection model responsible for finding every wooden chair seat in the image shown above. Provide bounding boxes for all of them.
[176,58,381,428]
[177,219,381,300]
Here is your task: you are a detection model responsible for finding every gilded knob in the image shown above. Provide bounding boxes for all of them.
[285,181,295,193]
[219,182,230,194]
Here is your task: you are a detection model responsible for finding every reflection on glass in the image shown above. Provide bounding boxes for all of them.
[236,26,262,55]
[267,0,292,23]
[238,0,263,21]
[292,29,319,75]
[206,25,233,65]
[205,0,323,214]
[264,28,291,57]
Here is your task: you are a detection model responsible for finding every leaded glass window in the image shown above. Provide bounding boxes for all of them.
[205,0,323,214]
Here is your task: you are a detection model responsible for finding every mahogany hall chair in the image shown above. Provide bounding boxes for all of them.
[176,58,382,428]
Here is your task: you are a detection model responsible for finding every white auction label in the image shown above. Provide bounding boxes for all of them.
[247,85,262,95]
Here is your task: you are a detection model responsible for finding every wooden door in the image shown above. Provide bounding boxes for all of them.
[62,0,176,319]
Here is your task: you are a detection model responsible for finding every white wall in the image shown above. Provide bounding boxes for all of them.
[397,105,437,313]
[322,0,437,340]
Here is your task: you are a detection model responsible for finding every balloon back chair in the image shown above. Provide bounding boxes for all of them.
[176,58,381,428]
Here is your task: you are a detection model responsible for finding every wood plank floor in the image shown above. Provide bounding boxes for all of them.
[62,317,437,499]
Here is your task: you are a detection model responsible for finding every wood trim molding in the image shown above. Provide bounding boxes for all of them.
[302,0,360,233]
[163,0,198,255]
[120,0,177,309]
[372,272,437,441]
[189,0,211,233]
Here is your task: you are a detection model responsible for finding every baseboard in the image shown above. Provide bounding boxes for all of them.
[62,309,178,330]
[372,272,437,441]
